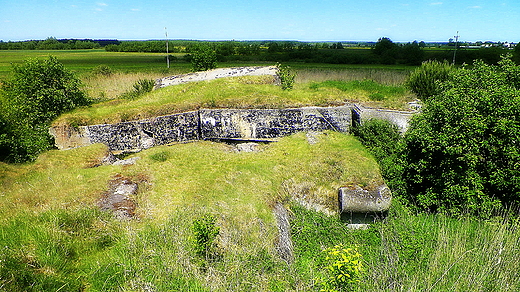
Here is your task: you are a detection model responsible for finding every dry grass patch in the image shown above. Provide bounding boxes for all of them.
[82,72,165,101]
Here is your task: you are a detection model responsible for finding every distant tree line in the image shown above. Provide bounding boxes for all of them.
[2,37,518,66]
[0,37,119,50]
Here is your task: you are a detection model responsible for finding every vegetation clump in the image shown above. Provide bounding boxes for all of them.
[402,56,520,214]
[190,45,218,71]
[276,63,296,90]
[356,55,520,216]
[119,78,155,100]
[318,245,364,292]
[406,60,454,100]
[0,56,91,162]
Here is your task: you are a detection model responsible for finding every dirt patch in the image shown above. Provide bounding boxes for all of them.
[98,174,138,219]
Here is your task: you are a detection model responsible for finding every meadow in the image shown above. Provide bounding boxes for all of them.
[1,49,520,291]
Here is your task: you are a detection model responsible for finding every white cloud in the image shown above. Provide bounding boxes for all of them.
[469,6,482,9]
[97,2,108,7]
[131,8,140,11]
[430,2,443,5]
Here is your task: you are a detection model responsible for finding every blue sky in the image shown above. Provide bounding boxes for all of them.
[1,0,519,42]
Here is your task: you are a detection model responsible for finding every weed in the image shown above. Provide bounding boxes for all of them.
[192,214,220,260]
[149,150,170,162]
[276,63,296,90]
[318,245,364,292]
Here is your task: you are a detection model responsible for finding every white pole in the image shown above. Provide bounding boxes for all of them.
[452,31,459,65]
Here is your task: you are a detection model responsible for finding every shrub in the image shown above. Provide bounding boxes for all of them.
[276,63,296,90]
[402,56,520,215]
[0,56,90,162]
[351,119,407,197]
[190,46,217,71]
[406,60,454,100]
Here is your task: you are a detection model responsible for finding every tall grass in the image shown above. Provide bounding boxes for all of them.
[83,72,164,101]
[295,67,410,86]
[290,201,520,292]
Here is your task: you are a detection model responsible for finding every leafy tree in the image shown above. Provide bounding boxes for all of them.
[373,37,399,64]
[402,41,425,65]
[0,56,90,162]
[373,37,396,55]
[190,46,217,71]
[402,56,520,215]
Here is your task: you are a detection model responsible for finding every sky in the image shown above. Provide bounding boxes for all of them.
[1,0,519,43]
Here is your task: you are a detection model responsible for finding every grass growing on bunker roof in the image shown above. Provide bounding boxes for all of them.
[53,75,412,127]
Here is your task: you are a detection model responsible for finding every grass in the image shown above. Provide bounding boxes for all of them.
[1,125,520,291]
[0,132,383,291]
[0,49,189,78]
[3,49,518,291]
[54,75,413,127]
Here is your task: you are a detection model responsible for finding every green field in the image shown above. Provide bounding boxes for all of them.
[0,49,414,80]
[0,49,189,78]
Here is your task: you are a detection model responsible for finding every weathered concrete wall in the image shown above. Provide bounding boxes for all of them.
[52,111,200,153]
[199,106,352,140]
[50,105,416,153]
[352,104,414,133]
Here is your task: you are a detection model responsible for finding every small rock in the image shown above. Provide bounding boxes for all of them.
[112,157,140,166]
[306,131,322,145]
[235,142,262,152]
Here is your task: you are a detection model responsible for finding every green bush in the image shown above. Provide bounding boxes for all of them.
[351,119,407,197]
[402,56,520,215]
[276,63,296,90]
[0,56,90,162]
[191,46,217,71]
[406,60,454,100]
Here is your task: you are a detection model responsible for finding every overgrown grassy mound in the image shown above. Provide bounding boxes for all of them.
[0,132,382,290]
[54,75,412,127]
[2,133,520,291]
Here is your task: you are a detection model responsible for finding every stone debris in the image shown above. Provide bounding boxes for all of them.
[273,203,294,264]
[155,66,278,89]
[235,142,262,152]
[112,156,140,166]
[305,131,323,145]
[98,174,138,219]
